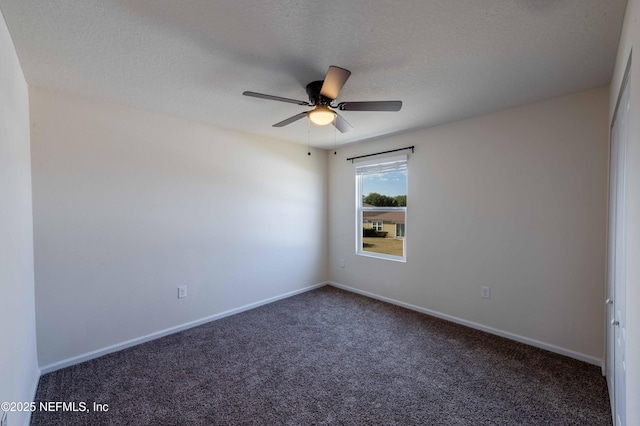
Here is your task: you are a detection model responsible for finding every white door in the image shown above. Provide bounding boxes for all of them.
[607,70,630,426]
[606,94,618,413]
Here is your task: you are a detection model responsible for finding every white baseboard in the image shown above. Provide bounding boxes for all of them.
[40,282,327,374]
[39,280,603,373]
[22,365,41,426]
[328,281,603,367]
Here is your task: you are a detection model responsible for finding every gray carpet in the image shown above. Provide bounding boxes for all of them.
[32,286,611,425]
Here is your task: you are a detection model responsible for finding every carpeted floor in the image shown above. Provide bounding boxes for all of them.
[31,286,612,425]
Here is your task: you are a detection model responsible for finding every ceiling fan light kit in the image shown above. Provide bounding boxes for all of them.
[243,65,402,133]
[309,105,336,126]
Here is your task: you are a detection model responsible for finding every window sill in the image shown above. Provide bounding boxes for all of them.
[356,251,406,263]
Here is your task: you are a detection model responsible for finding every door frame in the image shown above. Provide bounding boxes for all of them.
[606,51,632,426]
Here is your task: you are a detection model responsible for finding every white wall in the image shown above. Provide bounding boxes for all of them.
[29,87,328,368]
[0,9,40,426]
[610,0,640,423]
[329,87,609,363]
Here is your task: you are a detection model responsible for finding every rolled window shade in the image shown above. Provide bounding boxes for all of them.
[355,155,407,176]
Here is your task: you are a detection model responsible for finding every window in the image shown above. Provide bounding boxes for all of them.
[356,155,407,261]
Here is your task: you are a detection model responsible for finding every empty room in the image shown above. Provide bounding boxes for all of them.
[1,0,639,425]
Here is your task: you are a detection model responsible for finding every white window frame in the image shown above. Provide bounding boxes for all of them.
[356,155,407,262]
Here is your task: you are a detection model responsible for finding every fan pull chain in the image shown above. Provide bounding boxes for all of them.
[307,116,311,156]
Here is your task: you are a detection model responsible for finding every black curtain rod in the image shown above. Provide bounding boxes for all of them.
[346,146,415,163]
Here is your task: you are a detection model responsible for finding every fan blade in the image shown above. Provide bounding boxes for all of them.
[243,91,309,106]
[273,112,309,127]
[320,66,351,100]
[333,112,353,133]
[337,101,402,112]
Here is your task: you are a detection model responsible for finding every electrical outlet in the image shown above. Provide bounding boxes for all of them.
[480,286,491,299]
[178,285,188,299]
[339,259,345,268]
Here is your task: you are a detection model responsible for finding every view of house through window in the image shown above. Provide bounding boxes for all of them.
[356,155,407,261]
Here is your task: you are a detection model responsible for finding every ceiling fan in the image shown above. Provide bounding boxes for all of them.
[243,66,402,133]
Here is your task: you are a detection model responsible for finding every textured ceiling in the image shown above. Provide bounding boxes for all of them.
[0,0,628,149]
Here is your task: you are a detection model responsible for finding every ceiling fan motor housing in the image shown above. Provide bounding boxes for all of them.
[306,80,331,106]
